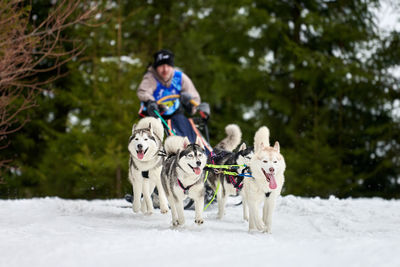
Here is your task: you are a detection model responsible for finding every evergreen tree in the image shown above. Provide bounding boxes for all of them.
[2,0,399,199]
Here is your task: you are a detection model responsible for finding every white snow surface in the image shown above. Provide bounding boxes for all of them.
[1,196,400,267]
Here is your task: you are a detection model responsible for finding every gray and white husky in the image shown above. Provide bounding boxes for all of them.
[161,136,207,226]
[242,126,286,233]
[206,124,254,219]
[128,117,169,214]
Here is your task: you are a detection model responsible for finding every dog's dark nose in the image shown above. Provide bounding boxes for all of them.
[196,161,201,166]
[269,167,274,173]
[137,144,143,150]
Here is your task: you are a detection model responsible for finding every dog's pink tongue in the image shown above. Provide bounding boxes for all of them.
[193,167,201,175]
[268,173,277,189]
[137,152,144,160]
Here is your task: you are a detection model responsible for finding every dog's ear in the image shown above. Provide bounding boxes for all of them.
[239,142,247,151]
[131,124,136,134]
[195,136,204,149]
[183,137,190,149]
[273,141,280,153]
[148,123,153,135]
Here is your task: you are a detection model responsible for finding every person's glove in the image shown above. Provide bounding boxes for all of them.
[180,92,194,114]
[197,102,210,119]
[146,100,160,117]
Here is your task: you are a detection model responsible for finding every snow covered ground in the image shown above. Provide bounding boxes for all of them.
[1,196,400,267]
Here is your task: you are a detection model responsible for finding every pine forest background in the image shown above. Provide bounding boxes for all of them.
[1,0,400,199]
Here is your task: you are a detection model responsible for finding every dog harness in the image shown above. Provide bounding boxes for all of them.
[177,178,197,195]
[152,70,182,115]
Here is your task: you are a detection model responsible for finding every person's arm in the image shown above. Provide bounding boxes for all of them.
[137,72,157,102]
[181,73,201,104]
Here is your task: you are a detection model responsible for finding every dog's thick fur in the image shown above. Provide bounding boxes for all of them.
[207,124,254,219]
[161,136,207,226]
[242,126,285,233]
[128,117,169,214]
[214,124,242,152]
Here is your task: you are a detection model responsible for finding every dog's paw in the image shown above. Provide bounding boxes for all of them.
[144,211,153,216]
[160,208,169,214]
[178,218,185,225]
[243,216,249,222]
[172,220,184,227]
[132,203,141,213]
[263,226,272,234]
[217,213,224,220]
[256,224,265,231]
[255,221,265,231]
[195,218,204,225]
[141,206,146,213]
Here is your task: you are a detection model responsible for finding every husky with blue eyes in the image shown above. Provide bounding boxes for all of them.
[128,117,169,215]
[243,126,286,233]
[161,135,207,226]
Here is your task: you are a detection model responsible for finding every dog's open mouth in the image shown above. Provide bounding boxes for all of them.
[262,168,277,189]
[188,164,202,175]
[136,148,148,160]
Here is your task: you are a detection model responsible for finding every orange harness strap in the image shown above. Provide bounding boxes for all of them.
[167,119,173,136]
[188,118,213,153]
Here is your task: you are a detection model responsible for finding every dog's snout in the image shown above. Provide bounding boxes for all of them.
[269,167,274,173]
[196,161,201,167]
[137,144,143,150]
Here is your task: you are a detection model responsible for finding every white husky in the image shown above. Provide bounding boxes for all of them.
[161,136,207,226]
[128,117,169,214]
[242,126,286,233]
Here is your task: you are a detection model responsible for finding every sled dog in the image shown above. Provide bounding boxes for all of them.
[128,117,169,214]
[206,124,254,219]
[161,136,207,226]
[242,126,285,233]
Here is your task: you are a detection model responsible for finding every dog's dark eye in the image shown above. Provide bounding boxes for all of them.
[197,153,203,157]
[144,138,148,141]
[274,161,277,163]
[187,154,194,158]
[135,138,139,141]
[246,156,251,159]
[263,160,268,163]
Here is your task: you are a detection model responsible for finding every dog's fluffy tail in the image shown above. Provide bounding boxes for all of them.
[215,124,242,152]
[254,126,270,153]
[164,135,186,155]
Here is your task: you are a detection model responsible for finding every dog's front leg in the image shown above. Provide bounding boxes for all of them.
[154,177,169,214]
[132,177,143,213]
[247,201,257,231]
[248,200,264,231]
[142,179,154,215]
[217,186,226,220]
[241,191,249,221]
[175,198,185,226]
[262,196,276,233]
[141,181,154,213]
[167,195,178,226]
[194,190,204,225]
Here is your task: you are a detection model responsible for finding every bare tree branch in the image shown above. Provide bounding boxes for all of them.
[0,0,99,172]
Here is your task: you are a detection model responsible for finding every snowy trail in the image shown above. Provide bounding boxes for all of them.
[1,196,400,267]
